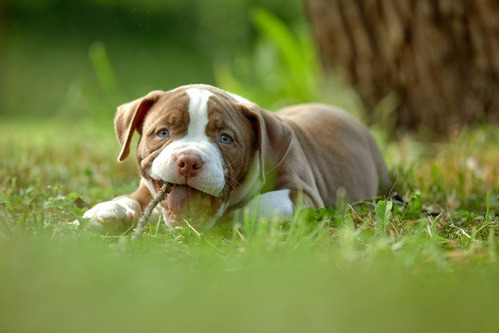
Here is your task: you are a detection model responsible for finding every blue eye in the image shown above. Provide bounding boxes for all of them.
[157,129,170,139]
[219,134,233,144]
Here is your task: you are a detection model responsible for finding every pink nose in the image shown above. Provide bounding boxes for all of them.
[176,153,204,177]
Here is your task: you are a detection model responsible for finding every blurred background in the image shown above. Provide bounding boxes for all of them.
[1,0,497,136]
[1,0,320,125]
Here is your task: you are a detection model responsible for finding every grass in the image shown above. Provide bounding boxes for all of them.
[0,117,498,333]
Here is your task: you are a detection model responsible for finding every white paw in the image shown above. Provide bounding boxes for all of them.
[83,197,142,232]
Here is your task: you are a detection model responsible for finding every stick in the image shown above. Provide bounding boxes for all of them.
[132,182,172,240]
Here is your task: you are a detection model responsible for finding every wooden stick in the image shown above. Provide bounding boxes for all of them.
[132,182,172,240]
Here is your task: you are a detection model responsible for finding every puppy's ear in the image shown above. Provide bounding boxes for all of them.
[239,103,293,183]
[114,90,164,162]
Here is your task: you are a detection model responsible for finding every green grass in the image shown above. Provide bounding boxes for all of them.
[0,119,498,333]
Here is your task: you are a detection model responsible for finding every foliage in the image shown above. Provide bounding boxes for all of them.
[1,0,304,120]
[214,7,320,109]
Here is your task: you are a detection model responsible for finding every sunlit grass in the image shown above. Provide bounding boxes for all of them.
[0,119,498,332]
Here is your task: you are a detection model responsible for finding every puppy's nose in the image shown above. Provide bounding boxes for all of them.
[176,153,204,177]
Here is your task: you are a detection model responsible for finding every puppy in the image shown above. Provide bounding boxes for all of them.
[83,84,390,231]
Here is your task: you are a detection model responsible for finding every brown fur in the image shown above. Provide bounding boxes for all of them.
[112,85,390,224]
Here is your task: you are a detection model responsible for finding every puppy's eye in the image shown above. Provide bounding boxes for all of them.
[219,134,233,145]
[157,129,170,139]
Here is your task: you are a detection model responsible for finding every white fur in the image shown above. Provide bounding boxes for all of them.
[228,92,250,104]
[185,88,213,140]
[244,189,294,220]
[83,196,143,231]
[149,88,226,197]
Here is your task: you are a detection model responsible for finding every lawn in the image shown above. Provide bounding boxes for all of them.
[0,118,497,333]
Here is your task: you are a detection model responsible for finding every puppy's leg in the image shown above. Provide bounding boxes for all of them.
[244,189,294,220]
[83,182,159,232]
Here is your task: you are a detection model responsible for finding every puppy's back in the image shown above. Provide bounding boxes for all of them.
[276,104,390,203]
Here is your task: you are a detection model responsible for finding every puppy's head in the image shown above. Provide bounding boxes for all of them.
[114,84,292,229]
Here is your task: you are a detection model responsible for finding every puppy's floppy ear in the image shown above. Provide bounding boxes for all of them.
[114,90,164,162]
[239,103,293,183]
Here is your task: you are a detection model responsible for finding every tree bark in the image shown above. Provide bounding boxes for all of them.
[305,0,499,135]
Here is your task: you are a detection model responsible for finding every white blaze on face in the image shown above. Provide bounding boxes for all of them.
[185,88,212,139]
[150,88,226,197]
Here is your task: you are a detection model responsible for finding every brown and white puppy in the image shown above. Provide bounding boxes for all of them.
[83,84,390,231]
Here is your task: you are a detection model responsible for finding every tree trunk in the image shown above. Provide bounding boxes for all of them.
[305,0,499,135]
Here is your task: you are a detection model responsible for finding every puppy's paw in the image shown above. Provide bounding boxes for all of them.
[83,197,142,232]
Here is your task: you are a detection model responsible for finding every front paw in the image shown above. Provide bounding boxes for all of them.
[83,197,141,232]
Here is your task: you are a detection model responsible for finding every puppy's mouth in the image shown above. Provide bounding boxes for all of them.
[151,179,223,226]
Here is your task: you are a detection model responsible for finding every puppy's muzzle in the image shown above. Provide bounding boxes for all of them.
[176,153,204,178]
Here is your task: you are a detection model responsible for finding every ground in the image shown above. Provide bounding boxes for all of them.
[0,119,498,332]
